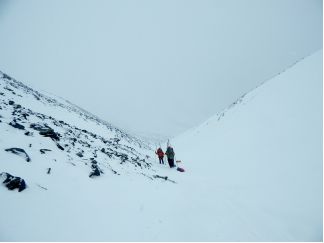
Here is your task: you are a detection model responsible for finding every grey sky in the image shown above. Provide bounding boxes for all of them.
[0,0,322,141]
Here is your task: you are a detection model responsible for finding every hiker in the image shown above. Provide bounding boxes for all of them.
[155,147,165,164]
[165,145,175,168]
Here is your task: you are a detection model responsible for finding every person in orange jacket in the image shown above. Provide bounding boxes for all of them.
[155,147,165,164]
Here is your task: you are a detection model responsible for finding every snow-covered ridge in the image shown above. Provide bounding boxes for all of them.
[171,49,322,241]
[0,70,172,186]
[0,71,150,149]
[177,49,322,140]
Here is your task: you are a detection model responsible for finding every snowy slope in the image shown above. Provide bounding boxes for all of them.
[0,72,183,241]
[0,71,160,178]
[171,49,323,241]
[0,49,322,241]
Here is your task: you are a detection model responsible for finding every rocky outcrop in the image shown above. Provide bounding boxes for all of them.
[0,70,177,185]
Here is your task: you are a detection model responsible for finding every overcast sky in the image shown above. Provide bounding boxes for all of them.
[0,0,322,141]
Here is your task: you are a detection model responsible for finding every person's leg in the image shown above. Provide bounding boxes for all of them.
[171,159,175,167]
[159,157,162,164]
[168,158,172,168]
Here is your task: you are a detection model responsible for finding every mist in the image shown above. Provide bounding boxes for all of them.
[0,0,322,141]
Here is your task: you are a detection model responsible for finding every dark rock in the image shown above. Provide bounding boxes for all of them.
[0,172,26,192]
[117,154,128,163]
[40,149,52,154]
[33,94,40,100]
[8,100,14,105]
[76,152,83,157]
[89,168,100,178]
[9,120,25,130]
[89,163,102,178]
[30,123,43,131]
[21,113,29,120]
[2,73,13,80]
[47,168,51,174]
[5,148,31,162]
[30,123,52,132]
[39,129,60,141]
[4,87,13,92]
[24,131,33,136]
[36,114,45,120]
[56,143,64,150]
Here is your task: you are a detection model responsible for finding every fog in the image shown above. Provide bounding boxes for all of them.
[0,0,322,141]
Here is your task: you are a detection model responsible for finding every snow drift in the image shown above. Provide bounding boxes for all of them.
[172,49,323,241]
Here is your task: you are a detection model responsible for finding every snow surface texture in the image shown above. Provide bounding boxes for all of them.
[172,49,323,241]
[0,71,181,241]
[0,49,322,241]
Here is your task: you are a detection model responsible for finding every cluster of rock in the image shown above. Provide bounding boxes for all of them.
[0,71,171,192]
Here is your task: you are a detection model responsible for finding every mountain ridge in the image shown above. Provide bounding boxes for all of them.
[0,70,177,187]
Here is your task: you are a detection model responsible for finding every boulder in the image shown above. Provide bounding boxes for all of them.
[89,160,102,178]
[0,172,26,192]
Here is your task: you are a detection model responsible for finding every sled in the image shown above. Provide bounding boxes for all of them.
[177,167,185,172]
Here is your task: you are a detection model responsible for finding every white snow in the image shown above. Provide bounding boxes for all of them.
[0,49,322,241]
[172,49,323,241]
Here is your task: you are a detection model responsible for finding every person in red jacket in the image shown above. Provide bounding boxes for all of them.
[155,147,165,164]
